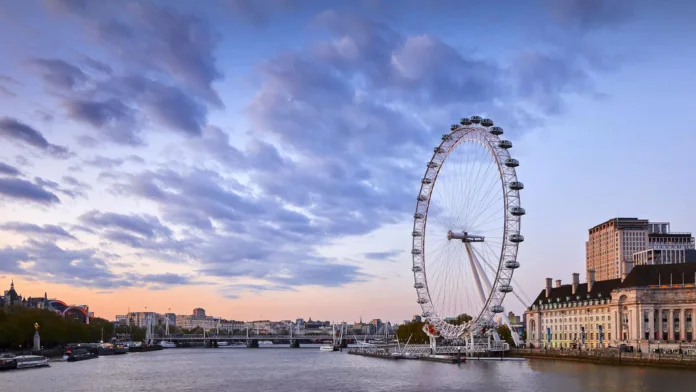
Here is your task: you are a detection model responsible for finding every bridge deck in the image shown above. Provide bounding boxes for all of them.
[161,335,394,341]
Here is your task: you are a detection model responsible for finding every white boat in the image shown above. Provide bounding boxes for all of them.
[217,341,229,347]
[320,345,336,352]
[258,340,273,346]
[158,341,176,348]
[14,355,50,369]
[391,352,419,360]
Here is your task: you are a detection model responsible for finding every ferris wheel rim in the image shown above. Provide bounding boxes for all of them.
[411,119,523,339]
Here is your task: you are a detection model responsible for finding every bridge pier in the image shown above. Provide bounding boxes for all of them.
[289,340,300,348]
[247,340,259,348]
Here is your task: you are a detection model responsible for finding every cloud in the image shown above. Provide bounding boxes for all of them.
[29,1,226,145]
[0,85,16,98]
[0,240,131,288]
[79,210,173,239]
[0,222,76,240]
[34,176,89,199]
[0,117,71,158]
[0,177,61,204]
[65,98,142,145]
[83,155,125,169]
[551,0,633,30]
[141,273,193,285]
[27,58,88,90]
[82,56,113,74]
[0,162,21,176]
[363,250,403,261]
[61,175,92,195]
[224,0,300,27]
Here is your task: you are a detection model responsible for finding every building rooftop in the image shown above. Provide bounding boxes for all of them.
[531,279,621,306]
[588,217,649,233]
[530,263,696,309]
[618,263,696,288]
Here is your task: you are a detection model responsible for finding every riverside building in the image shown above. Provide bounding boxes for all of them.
[525,263,696,352]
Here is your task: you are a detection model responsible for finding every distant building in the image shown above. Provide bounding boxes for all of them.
[193,308,206,318]
[586,218,694,281]
[164,313,176,326]
[3,280,22,307]
[127,312,160,328]
[2,280,91,323]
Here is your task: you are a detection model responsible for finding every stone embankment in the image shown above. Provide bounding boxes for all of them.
[511,348,696,370]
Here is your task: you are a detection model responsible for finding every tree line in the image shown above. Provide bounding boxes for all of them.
[0,306,116,350]
[395,314,519,347]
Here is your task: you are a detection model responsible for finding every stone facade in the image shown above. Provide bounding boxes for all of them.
[525,263,696,350]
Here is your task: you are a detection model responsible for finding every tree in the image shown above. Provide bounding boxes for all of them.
[0,307,117,350]
[395,321,429,344]
[449,314,472,325]
[496,324,515,347]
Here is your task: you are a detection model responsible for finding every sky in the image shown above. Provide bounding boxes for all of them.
[0,0,695,324]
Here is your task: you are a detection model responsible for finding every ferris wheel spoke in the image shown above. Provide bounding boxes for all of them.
[463,162,498,229]
[467,184,503,230]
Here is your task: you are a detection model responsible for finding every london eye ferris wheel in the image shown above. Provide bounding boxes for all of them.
[411,116,524,340]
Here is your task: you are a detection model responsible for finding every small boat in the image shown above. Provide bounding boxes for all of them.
[129,344,163,353]
[258,340,273,346]
[0,354,18,371]
[98,343,115,356]
[158,341,176,349]
[217,341,229,347]
[15,355,50,369]
[114,344,129,354]
[65,348,98,362]
[320,345,336,352]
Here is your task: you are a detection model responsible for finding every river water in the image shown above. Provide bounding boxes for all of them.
[1,347,693,391]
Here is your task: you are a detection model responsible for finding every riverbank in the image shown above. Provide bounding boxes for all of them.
[511,348,696,370]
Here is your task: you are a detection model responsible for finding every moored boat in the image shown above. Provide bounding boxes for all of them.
[258,340,273,346]
[64,348,98,362]
[129,344,163,352]
[158,341,176,349]
[217,341,229,347]
[15,355,50,368]
[0,354,17,371]
[98,343,115,356]
[320,345,336,352]
[114,344,129,354]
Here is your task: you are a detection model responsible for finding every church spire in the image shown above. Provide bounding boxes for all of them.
[10,279,14,290]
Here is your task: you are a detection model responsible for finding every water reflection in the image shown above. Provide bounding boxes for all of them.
[0,349,693,392]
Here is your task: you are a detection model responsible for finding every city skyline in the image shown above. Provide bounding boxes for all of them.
[1,1,696,323]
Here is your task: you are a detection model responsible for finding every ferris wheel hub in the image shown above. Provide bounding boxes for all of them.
[447,230,485,242]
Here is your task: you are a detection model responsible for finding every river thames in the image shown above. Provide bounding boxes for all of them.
[1,348,693,391]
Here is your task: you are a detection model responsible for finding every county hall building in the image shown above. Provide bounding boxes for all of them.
[525,217,696,351]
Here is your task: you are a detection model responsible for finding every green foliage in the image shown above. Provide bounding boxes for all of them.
[496,324,515,347]
[395,321,429,344]
[446,314,473,326]
[0,307,117,349]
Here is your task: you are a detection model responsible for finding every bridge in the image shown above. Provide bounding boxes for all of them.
[161,334,393,342]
